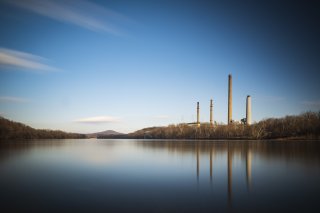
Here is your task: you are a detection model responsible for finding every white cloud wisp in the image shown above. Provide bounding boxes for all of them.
[7,0,131,36]
[0,48,58,72]
[74,116,120,124]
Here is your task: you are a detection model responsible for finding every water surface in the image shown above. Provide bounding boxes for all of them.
[0,139,319,212]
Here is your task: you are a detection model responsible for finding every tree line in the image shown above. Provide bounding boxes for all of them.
[121,111,320,140]
[0,117,86,140]
[2,111,320,140]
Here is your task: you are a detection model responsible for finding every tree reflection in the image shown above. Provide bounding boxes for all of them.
[138,139,320,208]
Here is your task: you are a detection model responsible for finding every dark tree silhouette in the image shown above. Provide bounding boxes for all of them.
[0,117,86,140]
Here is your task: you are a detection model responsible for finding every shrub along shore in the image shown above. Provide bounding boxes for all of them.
[0,117,85,139]
[100,112,320,140]
[1,112,319,140]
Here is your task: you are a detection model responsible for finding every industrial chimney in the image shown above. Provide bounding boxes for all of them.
[210,99,213,127]
[197,102,200,127]
[246,95,252,125]
[228,74,232,125]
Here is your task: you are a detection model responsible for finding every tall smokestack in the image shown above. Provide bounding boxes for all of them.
[228,74,232,125]
[210,99,213,127]
[197,102,200,127]
[246,95,252,125]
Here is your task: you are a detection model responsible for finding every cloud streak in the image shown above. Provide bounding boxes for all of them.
[74,116,120,124]
[7,0,131,36]
[0,96,28,103]
[0,48,58,72]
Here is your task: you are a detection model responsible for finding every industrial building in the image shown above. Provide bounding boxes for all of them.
[192,74,252,127]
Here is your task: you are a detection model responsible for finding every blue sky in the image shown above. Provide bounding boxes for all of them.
[0,0,319,133]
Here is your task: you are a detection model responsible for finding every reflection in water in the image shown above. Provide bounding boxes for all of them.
[195,141,253,208]
[210,146,213,181]
[246,148,252,191]
[196,143,199,180]
[0,139,320,213]
[227,141,233,208]
[137,139,320,211]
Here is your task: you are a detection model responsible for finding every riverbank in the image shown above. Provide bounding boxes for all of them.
[1,112,319,140]
[0,117,86,140]
[99,112,320,140]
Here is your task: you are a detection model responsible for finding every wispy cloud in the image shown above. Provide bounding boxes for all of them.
[0,96,29,103]
[302,100,320,109]
[74,116,120,124]
[6,0,131,36]
[0,48,58,72]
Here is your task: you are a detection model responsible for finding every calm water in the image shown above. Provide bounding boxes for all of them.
[0,139,320,212]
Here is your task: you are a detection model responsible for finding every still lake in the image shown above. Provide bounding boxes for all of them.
[0,139,319,212]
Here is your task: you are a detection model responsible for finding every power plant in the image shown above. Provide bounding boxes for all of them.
[228,74,232,125]
[193,74,252,126]
[197,102,200,127]
[246,95,252,125]
[210,99,213,127]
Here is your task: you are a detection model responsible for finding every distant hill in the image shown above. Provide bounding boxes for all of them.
[87,130,124,138]
[0,117,86,140]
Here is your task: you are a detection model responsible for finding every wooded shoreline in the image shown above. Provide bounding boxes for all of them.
[100,112,320,140]
[1,112,319,140]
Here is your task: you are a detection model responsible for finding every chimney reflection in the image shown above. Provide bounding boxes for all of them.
[193,142,253,208]
[227,142,233,207]
[210,146,213,181]
[196,143,200,182]
[246,148,252,190]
